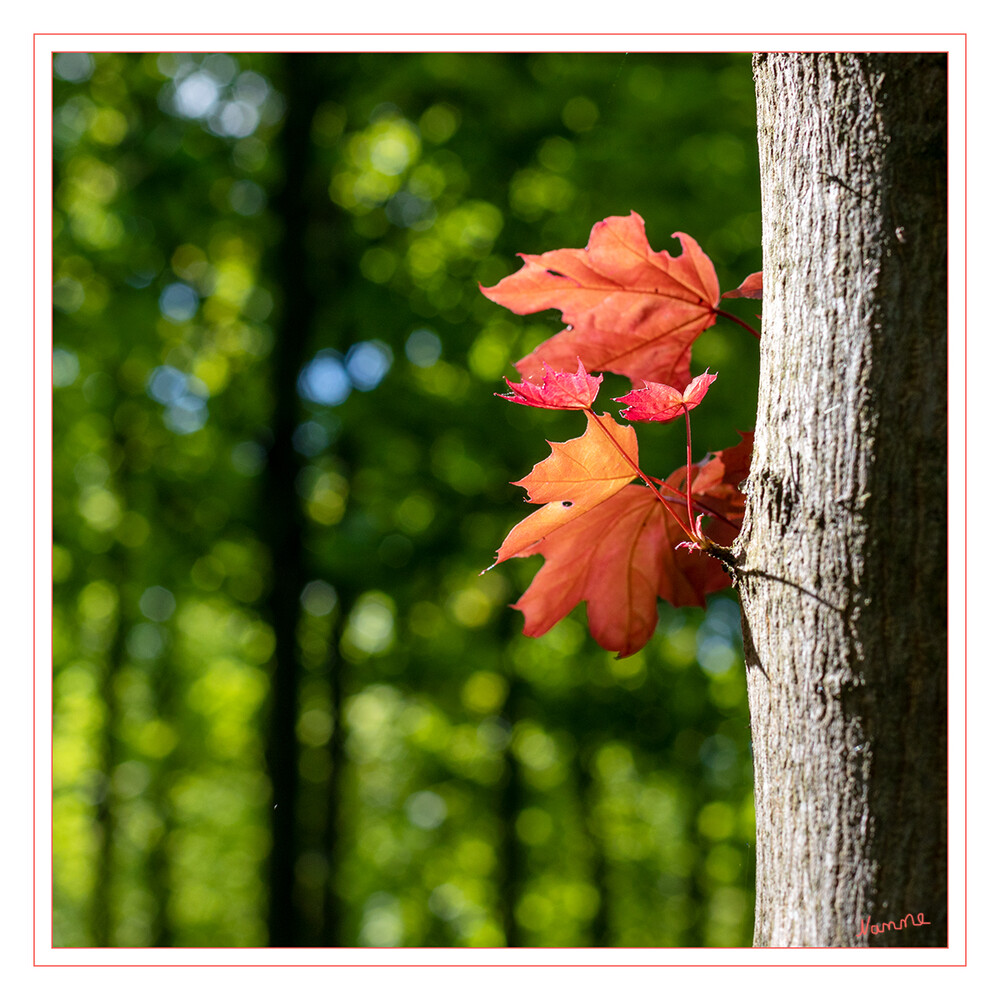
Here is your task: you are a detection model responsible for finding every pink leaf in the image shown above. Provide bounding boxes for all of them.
[497,358,602,411]
[614,370,717,423]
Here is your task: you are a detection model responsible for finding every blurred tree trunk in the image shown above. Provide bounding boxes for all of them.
[734,52,948,946]
[263,55,314,948]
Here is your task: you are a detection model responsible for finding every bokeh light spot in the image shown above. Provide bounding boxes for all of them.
[292,420,329,457]
[147,365,187,404]
[298,350,352,407]
[300,580,338,618]
[173,70,221,119]
[211,101,260,139]
[405,329,441,368]
[360,893,403,947]
[345,340,392,391]
[53,53,94,83]
[228,179,265,216]
[562,95,599,132]
[297,708,334,748]
[697,801,735,840]
[139,586,176,623]
[515,807,553,846]
[343,592,396,658]
[406,790,447,830]
[126,623,165,660]
[461,671,508,715]
[53,347,80,387]
[164,395,208,435]
[419,103,459,144]
[158,282,199,323]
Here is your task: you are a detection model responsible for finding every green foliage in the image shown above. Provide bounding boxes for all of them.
[52,51,761,947]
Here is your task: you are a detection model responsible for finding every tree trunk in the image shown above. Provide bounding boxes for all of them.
[735,53,948,947]
[263,54,314,947]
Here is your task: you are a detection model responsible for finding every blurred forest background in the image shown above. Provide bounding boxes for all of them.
[51,51,763,948]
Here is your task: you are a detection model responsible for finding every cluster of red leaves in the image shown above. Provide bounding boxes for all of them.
[481,212,759,657]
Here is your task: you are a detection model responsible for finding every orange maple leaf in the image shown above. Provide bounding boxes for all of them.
[496,433,752,657]
[488,411,638,568]
[480,211,720,389]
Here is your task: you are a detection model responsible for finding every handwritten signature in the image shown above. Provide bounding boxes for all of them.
[857,912,931,938]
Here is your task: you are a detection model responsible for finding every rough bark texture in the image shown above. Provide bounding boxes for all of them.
[735,53,947,947]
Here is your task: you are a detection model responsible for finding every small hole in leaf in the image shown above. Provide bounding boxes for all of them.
[561,501,573,508]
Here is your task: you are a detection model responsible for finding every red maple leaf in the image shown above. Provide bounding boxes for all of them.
[494,432,752,657]
[497,358,602,411]
[615,370,717,423]
[690,429,753,500]
[721,271,762,299]
[480,211,720,389]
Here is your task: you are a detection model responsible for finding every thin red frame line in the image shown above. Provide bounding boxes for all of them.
[35,33,968,968]
[32,35,37,970]
[963,32,968,970]
[35,31,965,35]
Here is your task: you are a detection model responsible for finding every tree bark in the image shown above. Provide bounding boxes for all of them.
[735,53,948,947]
